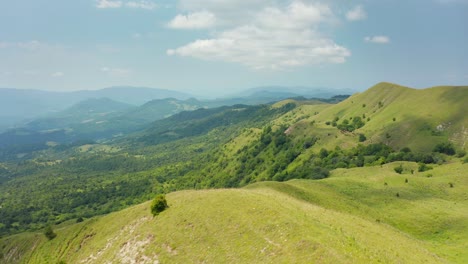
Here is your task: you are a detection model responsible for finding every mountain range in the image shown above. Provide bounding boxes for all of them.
[0,86,353,132]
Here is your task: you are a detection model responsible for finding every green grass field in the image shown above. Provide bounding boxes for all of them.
[2,160,466,263]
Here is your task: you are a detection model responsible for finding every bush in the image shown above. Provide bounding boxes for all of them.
[456,150,466,158]
[418,163,432,172]
[394,165,403,174]
[44,225,57,240]
[358,134,367,142]
[151,194,169,216]
[433,142,456,155]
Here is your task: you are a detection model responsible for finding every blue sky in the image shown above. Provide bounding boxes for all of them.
[0,0,467,96]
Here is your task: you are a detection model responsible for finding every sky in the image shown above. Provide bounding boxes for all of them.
[0,0,467,96]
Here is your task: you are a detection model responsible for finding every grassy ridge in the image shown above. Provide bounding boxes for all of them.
[2,161,466,263]
[289,82,468,152]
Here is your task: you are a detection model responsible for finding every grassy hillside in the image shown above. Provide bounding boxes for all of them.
[1,84,466,236]
[2,161,466,263]
[291,82,468,152]
[1,83,466,257]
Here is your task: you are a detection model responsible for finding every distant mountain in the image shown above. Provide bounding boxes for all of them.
[71,86,192,106]
[121,98,204,123]
[0,97,205,154]
[0,87,193,131]
[236,86,355,99]
[25,98,136,131]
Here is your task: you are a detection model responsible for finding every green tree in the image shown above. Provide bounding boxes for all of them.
[151,194,169,216]
[433,142,456,155]
[358,134,367,142]
[394,165,403,174]
[44,225,57,240]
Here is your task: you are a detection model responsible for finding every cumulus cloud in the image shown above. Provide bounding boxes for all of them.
[346,5,367,21]
[167,1,350,70]
[96,0,156,9]
[365,36,390,44]
[126,1,157,10]
[96,0,122,8]
[168,11,216,29]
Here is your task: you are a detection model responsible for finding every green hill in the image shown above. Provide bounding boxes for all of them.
[2,161,466,263]
[289,82,468,152]
[0,83,467,263]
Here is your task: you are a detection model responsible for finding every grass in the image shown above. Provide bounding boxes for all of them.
[288,83,468,152]
[2,161,466,263]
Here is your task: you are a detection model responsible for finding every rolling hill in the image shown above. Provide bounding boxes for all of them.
[1,161,466,263]
[0,82,466,263]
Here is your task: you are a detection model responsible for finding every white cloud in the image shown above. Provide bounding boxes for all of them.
[177,0,277,26]
[255,2,332,29]
[178,0,272,12]
[96,0,123,9]
[126,1,157,10]
[364,36,390,44]
[168,11,216,29]
[100,67,131,77]
[168,1,350,70]
[96,0,156,9]
[51,72,64,77]
[346,5,367,21]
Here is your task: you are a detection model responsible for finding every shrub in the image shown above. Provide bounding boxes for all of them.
[44,225,57,240]
[456,150,466,158]
[433,142,456,155]
[394,165,403,174]
[418,163,432,172]
[401,147,411,153]
[151,194,169,216]
[358,134,367,142]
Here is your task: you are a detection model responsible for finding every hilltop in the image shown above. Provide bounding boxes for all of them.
[2,161,466,263]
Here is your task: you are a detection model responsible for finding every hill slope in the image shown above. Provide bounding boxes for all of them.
[292,82,468,152]
[2,161,466,263]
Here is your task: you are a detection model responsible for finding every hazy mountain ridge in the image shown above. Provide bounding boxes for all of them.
[0,91,349,158]
[0,86,193,131]
[0,85,349,132]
